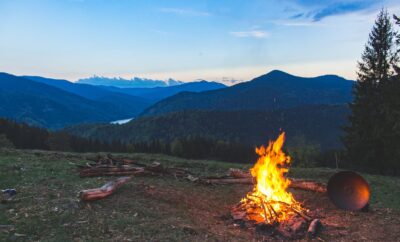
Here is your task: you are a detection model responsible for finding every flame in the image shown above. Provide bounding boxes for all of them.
[239,132,304,224]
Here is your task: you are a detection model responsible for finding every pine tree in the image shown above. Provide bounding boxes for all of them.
[393,14,400,74]
[343,9,396,173]
[379,13,400,174]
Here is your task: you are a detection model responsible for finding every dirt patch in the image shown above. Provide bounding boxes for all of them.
[132,180,400,241]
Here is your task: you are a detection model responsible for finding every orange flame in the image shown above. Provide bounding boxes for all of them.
[240,132,304,224]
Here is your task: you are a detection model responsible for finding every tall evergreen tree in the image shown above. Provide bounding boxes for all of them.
[343,9,396,173]
[393,14,400,74]
[379,13,400,174]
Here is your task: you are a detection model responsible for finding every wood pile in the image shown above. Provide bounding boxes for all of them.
[77,154,192,178]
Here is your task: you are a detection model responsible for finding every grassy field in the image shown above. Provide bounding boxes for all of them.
[0,149,399,241]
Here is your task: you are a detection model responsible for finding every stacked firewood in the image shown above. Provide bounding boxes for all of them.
[77,154,193,201]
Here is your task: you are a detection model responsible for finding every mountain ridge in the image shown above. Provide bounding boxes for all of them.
[140,70,354,117]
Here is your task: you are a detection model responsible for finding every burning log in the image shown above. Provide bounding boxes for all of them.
[230,132,321,239]
[79,176,132,201]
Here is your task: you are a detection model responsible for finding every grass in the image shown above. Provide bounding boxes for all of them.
[0,148,399,241]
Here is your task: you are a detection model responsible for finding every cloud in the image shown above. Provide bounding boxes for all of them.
[230,30,269,39]
[158,8,210,17]
[284,0,377,21]
[311,1,374,21]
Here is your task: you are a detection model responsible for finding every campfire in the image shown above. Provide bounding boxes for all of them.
[237,132,306,224]
[231,132,318,238]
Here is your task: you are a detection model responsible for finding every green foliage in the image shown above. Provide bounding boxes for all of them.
[171,139,184,157]
[287,135,321,167]
[46,132,72,151]
[65,105,349,150]
[0,118,127,153]
[0,134,14,148]
[344,9,400,174]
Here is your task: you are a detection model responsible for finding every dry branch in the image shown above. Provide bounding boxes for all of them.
[79,176,132,201]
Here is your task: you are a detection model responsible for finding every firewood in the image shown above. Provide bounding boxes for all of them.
[79,176,132,201]
[122,158,146,167]
[307,219,322,238]
[228,168,251,178]
[290,179,327,193]
[227,169,327,193]
[201,178,253,184]
[201,177,326,193]
[79,167,145,177]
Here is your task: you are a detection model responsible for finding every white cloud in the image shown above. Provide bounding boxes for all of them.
[158,8,210,17]
[230,30,269,39]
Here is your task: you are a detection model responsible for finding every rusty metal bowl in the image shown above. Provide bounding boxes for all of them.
[327,171,370,211]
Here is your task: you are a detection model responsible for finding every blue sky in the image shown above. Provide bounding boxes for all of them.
[0,0,399,84]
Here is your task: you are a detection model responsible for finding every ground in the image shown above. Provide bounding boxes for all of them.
[0,149,399,241]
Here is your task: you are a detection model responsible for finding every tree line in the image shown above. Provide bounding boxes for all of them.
[2,117,338,165]
[343,10,400,175]
[0,118,127,153]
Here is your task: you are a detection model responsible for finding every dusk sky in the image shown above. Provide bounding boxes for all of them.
[0,0,399,84]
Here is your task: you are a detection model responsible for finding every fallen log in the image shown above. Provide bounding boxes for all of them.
[228,168,251,178]
[290,179,327,193]
[201,178,254,185]
[79,176,132,201]
[227,168,327,193]
[79,167,145,177]
[201,177,327,193]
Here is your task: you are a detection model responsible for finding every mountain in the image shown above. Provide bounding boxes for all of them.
[77,76,183,88]
[24,76,151,115]
[0,73,149,129]
[99,80,226,102]
[140,70,354,117]
[64,105,349,149]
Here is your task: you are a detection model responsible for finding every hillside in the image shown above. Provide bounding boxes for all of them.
[100,80,226,102]
[65,105,349,149]
[24,76,151,115]
[140,70,353,117]
[0,150,399,241]
[0,73,146,128]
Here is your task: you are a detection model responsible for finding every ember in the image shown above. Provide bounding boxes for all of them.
[233,132,308,225]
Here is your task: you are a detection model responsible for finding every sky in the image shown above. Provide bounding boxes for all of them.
[0,0,399,84]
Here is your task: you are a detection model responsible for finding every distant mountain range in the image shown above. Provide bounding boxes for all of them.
[0,73,149,129]
[77,76,183,88]
[64,70,354,149]
[99,81,226,102]
[141,70,354,117]
[0,73,227,128]
[0,69,354,147]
